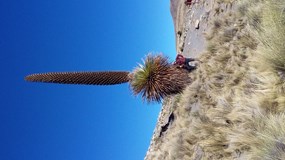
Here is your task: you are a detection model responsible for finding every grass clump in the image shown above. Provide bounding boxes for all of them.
[250,114,285,159]
[262,2,285,71]
[230,114,285,160]
[249,0,285,72]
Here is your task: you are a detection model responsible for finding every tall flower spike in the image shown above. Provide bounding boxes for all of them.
[25,54,192,102]
[130,54,191,102]
[25,71,131,85]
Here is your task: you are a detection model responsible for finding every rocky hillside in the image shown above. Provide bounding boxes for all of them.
[145,0,285,159]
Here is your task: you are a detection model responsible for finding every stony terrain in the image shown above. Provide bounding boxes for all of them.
[145,0,285,159]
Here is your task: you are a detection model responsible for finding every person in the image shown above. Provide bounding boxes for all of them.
[185,0,192,5]
[173,54,196,71]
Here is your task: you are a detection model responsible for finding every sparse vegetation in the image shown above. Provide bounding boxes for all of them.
[146,0,285,159]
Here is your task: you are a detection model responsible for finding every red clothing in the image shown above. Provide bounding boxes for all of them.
[174,54,186,65]
[185,0,192,5]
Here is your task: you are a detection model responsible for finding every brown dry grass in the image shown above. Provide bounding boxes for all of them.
[146,0,285,159]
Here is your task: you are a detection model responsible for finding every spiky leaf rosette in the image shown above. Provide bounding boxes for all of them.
[25,71,131,85]
[130,54,191,102]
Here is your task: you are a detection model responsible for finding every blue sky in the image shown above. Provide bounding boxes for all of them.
[0,0,176,159]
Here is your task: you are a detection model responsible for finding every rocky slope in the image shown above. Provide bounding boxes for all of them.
[145,0,285,159]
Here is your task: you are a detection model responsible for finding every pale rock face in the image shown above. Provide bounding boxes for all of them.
[170,0,187,54]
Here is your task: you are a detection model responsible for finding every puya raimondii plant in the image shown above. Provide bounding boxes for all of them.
[25,54,192,103]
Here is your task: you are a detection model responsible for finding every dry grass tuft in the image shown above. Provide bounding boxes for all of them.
[230,114,285,159]
[254,0,285,73]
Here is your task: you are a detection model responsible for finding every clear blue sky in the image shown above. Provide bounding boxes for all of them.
[0,0,176,159]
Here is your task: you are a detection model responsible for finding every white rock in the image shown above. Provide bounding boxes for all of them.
[195,20,200,29]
